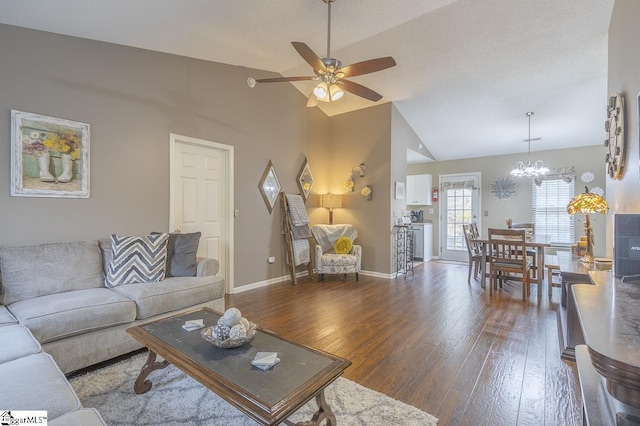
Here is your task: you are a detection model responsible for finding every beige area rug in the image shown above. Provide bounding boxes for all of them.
[70,352,438,426]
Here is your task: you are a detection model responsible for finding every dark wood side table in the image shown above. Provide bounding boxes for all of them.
[557,251,597,361]
[574,271,640,425]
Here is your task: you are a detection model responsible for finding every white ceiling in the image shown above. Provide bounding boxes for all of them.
[0,0,614,162]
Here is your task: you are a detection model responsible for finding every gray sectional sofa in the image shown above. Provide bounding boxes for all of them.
[0,236,226,424]
[0,320,106,425]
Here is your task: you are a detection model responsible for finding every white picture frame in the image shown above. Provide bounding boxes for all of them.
[11,110,90,198]
[395,181,405,200]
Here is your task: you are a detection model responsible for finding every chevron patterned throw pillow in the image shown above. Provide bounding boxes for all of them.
[105,233,169,287]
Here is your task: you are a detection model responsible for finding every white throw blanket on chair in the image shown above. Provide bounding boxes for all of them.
[311,224,358,253]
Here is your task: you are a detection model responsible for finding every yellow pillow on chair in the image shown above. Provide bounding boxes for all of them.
[334,237,353,254]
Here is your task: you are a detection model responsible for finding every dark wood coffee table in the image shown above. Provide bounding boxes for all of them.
[126,308,351,425]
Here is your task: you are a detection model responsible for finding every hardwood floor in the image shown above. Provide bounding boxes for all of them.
[225,260,582,426]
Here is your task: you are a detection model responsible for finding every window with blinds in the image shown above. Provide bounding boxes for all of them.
[531,179,574,243]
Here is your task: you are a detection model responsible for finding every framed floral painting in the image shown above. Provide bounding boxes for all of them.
[11,110,90,198]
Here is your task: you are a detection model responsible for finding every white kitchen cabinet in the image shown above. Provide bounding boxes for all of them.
[406,174,432,205]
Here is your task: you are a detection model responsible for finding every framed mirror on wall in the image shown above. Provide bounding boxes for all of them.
[296,157,314,202]
[258,160,281,214]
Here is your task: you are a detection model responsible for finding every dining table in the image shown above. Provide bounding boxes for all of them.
[470,232,552,293]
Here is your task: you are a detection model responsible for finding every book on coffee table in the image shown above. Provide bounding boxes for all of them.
[251,352,280,370]
[181,319,205,332]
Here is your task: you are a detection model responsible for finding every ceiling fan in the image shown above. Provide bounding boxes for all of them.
[256,0,396,107]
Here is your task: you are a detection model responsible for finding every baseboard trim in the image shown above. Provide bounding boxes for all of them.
[359,270,394,279]
[232,269,393,293]
[232,271,310,293]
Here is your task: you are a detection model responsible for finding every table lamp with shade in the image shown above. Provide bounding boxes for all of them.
[567,187,609,263]
[321,193,342,224]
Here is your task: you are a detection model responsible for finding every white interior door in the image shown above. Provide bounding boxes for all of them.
[170,134,234,292]
[439,173,481,261]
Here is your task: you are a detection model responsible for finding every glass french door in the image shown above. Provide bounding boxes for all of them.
[439,173,481,261]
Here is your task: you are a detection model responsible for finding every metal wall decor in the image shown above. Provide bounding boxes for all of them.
[489,176,518,201]
[604,93,626,180]
[580,171,595,183]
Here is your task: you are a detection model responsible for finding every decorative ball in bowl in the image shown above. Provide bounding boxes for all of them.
[201,308,258,349]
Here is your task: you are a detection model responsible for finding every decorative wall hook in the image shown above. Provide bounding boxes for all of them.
[353,163,367,177]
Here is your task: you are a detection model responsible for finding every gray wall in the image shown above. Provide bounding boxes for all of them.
[0,24,402,288]
[606,0,640,255]
[390,105,428,271]
[408,145,607,257]
[0,24,332,289]
[324,104,393,274]
[5,10,631,284]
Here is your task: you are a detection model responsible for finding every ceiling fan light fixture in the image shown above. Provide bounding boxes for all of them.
[329,84,344,101]
[255,0,396,105]
[313,82,328,99]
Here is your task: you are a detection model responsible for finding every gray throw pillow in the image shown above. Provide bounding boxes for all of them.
[105,233,169,287]
[155,232,201,277]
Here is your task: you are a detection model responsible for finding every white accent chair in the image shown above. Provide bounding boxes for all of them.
[311,224,361,281]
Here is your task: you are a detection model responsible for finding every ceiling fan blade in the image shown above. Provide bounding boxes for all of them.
[338,57,397,78]
[256,76,316,83]
[339,80,383,102]
[291,42,325,72]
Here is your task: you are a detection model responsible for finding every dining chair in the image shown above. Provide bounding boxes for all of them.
[462,224,482,283]
[544,245,572,299]
[488,228,533,301]
[470,221,479,239]
[510,222,537,278]
[511,222,535,234]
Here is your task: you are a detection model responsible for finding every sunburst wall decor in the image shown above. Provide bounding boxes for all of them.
[489,176,518,201]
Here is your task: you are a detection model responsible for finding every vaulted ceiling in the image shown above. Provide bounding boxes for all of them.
[0,0,614,161]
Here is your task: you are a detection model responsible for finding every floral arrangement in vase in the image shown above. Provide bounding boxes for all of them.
[22,131,55,182]
[32,130,82,183]
[22,131,49,155]
[43,130,82,160]
[36,130,82,183]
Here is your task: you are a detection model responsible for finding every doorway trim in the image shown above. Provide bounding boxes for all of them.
[169,133,235,294]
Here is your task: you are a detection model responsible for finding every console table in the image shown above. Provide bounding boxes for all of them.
[574,271,640,425]
[556,252,598,361]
